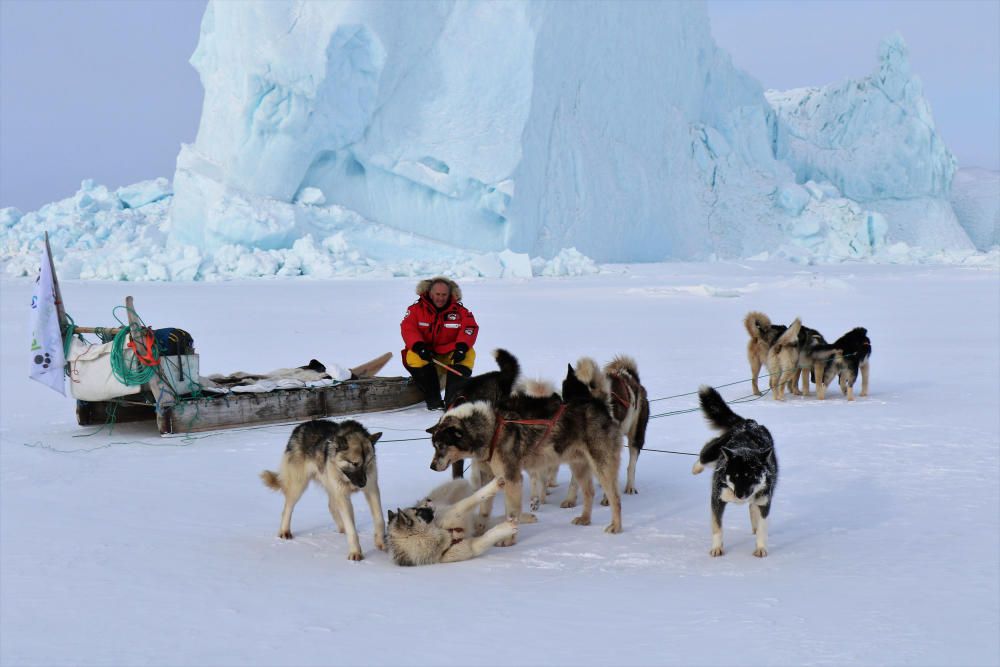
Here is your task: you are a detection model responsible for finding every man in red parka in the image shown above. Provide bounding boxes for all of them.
[401,276,479,411]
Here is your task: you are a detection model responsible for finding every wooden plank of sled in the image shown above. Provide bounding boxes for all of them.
[156,376,423,435]
[77,399,157,426]
[350,351,393,379]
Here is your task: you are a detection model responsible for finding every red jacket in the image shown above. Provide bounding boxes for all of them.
[401,277,479,355]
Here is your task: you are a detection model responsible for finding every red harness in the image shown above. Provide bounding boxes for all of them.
[485,403,567,461]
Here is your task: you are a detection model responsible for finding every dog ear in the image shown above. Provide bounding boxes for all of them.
[565,363,575,378]
[720,446,734,462]
[425,423,441,435]
[368,432,382,446]
[387,509,396,523]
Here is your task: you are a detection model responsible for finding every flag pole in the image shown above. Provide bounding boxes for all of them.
[43,232,68,345]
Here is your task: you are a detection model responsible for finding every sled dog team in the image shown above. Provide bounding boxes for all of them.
[261,311,870,565]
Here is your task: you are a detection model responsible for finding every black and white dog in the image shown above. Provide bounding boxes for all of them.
[692,386,778,557]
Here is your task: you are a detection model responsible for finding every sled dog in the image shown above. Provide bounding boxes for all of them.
[427,364,623,544]
[444,348,522,479]
[555,356,650,507]
[604,356,650,495]
[692,386,778,557]
[260,419,385,561]
[744,312,788,395]
[812,327,872,401]
[447,348,521,409]
[387,477,518,566]
[766,318,802,400]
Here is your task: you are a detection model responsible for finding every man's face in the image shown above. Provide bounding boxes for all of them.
[429,282,450,309]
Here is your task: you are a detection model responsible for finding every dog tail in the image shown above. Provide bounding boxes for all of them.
[773,317,801,348]
[604,355,640,384]
[493,348,521,390]
[260,470,282,491]
[520,378,556,398]
[744,311,772,339]
[698,385,744,430]
[574,357,611,403]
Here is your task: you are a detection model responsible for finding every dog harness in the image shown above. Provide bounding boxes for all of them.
[485,403,568,461]
[440,527,466,559]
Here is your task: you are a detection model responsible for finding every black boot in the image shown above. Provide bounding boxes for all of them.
[443,364,473,408]
[409,364,444,410]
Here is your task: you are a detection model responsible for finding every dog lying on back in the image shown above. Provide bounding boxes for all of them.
[427,363,624,544]
[692,386,778,557]
[812,327,872,400]
[387,477,517,566]
[261,419,385,561]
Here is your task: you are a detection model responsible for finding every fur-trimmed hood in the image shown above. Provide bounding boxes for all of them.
[416,276,462,302]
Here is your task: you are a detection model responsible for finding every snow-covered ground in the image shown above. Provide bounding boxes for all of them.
[1,260,998,666]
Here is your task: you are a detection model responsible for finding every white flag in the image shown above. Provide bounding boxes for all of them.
[29,244,66,396]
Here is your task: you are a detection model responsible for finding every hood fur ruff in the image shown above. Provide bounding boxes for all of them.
[416,276,462,302]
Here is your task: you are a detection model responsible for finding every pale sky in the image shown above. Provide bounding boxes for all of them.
[1,0,997,212]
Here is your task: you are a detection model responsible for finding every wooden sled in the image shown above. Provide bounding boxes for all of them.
[78,374,422,435]
[46,230,422,436]
[76,352,423,435]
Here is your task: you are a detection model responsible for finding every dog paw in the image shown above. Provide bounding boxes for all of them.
[691,461,704,475]
[560,499,577,509]
[496,476,506,489]
[529,497,541,511]
[600,495,610,507]
[375,536,387,551]
[518,512,537,524]
[709,546,724,557]
[496,535,517,547]
[347,551,364,561]
[624,485,638,495]
[604,522,622,534]
[571,516,591,526]
[753,547,768,558]
[278,530,293,540]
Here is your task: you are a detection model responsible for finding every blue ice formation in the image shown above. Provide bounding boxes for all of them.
[164,2,974,263]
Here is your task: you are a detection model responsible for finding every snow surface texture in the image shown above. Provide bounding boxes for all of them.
[166,1,976,265]
[949,168,1000,250]
[1,263,998,665]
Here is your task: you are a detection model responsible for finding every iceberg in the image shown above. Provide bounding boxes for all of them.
[2,1,988,281]
[949,168,1000,250]
[767,35,972,252]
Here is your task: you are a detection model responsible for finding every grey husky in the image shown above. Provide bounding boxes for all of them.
[692,386,778,557]
[260,419,385,561]
[386,477,518,566]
